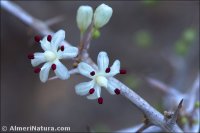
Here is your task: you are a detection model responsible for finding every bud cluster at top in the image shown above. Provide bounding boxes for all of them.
[76,3,113,32]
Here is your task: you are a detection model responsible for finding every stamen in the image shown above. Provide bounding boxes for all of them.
[34,35,41,42]
[60,45,64,51]
[90,71,95,76]
[51,64,56,71]
[98,97,103,104]
[47,35,52,42]
[89,88,95,94]
[34,67,41,73]
[105,67,111,73]
[120,69,127,74]
[28,53,34,59]
[114,88,120,95]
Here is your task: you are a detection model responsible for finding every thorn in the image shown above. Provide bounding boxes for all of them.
[165,99,184,126]
[178,99,184,109]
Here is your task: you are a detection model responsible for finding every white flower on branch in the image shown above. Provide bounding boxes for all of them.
[28,29,78,82]
[94,3,113,28]
[75,51,126,104]
[76,5,93,32]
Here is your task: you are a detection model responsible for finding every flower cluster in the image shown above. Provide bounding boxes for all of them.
[76,3,113,32]
[28,30,78,82]
[75,51,126,104]
[28,4,126,104]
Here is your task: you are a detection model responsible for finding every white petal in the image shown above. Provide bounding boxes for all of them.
[106,60,120,77]
[87,85,101,99]
[40,36,51,51]
[54,60,70,80]
[97,51,109,72]
[78,62,95,78]
[58,46,78,59]
[39,62,51,83]
[75,80,95,96]
[31,52,46,67]
[51,30,65,50]
[107,79,118,95]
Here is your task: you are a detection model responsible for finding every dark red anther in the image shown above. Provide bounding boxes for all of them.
[51,64,56,71]
[60,45,64,51]
[34,35,41,42]
[47,35,52,42]
[28,53,34,59]
[34,68,41,73]
[98,97,103,104]
[105,67,111,73]
[90,71,95,76]
[120,69,127,74]
[114,88,120,95]
[89,88,95,94]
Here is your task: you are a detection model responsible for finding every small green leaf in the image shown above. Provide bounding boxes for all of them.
[92,28,101,39]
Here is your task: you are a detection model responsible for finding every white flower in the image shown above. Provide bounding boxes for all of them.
[28,29,78,83]
[75,51,125,104]
[76,5,93,32]
[94,3,113,28]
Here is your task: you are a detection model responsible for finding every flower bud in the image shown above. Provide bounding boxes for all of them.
[76,5,93,32]
[94,4,113,28]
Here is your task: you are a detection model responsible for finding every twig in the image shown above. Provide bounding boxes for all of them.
[73,23,94,67]
[1,1,183,132]
[146,77,170,94]
[162,51,187,90]
[135,115,152,133]
[110,78,183,132]
[1,1,71,47]
[147,75,199,132]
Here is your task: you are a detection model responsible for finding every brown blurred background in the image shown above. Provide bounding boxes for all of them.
[1,1,199,132]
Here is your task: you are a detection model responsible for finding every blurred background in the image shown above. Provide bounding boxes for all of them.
[1,1,199,132]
